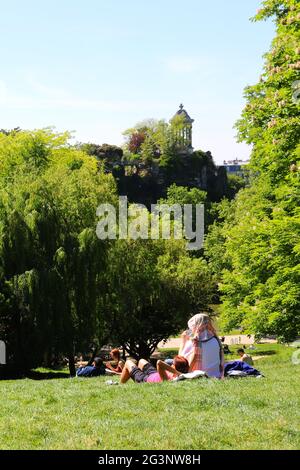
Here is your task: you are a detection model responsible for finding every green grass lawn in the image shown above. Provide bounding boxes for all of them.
[0,344,299,450]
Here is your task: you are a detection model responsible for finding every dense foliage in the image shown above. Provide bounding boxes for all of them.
[0,130,214,372]
[0,129,117,373]
[206,0,300,341]
[102,238,213,358]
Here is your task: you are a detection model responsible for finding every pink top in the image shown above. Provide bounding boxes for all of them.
[146,371,174,383]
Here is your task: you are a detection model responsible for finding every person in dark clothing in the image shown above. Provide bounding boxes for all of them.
[220,337,231,354]
[76,357,106,377]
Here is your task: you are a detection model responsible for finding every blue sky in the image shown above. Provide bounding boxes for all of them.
[0,0,275,164]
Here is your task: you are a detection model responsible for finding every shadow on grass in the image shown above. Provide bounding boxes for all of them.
[252,350,277,356]
[0,366,70,381]
[26,370,70,380]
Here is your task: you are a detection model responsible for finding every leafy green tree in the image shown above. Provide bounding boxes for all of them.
[123,122,151,155]
[140,134,159,165]
[102,238,213,359]
[123,119,179,168]
[80,143,123,162]
[206,0,300,341]
[159,184,207,206]
[236,0,300,181]
[226,174,247,198]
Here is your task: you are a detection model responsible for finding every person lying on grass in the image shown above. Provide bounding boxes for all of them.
[76,357,106,377]
[120,356,189,384]
[105,348,125,375]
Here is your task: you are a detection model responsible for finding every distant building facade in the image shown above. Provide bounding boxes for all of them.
[223,159,250,177]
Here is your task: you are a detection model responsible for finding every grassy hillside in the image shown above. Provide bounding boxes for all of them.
[0,344,299,450]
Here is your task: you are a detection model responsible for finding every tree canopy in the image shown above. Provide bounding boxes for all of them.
[0,129,214,372]
[205,0,300,341]
[0,129,117,372]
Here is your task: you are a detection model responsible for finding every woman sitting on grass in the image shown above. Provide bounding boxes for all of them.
[120,356,189,384]
[105,348,125,375]
[179,313,224,379]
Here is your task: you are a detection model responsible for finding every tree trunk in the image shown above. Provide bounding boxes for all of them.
[124,341,159,361]
[137,342,152,361]
[122,346,126,361]
[43,350,52,368]
[68,353,76,377]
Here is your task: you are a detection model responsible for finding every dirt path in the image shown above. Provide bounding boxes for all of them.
[158,335,276,350]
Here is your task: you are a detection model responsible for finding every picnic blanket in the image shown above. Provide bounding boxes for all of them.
[224,360,262,377]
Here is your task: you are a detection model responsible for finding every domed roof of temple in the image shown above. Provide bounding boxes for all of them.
[172,104,194,124]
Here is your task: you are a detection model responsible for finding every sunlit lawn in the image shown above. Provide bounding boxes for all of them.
[0,344,299,450]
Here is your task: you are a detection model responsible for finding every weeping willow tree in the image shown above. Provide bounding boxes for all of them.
[0,129,117,374]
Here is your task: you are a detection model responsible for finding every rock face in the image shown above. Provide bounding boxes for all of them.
[83,108,231,206]
[111,151,229,207]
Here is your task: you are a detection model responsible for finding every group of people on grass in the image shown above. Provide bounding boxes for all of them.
[76,348,125,378]
[76,313,258,383]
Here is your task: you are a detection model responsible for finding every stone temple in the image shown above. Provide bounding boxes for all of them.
[171,104,194,155]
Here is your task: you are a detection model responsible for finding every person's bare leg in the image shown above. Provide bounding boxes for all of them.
[138,359,149,370]
[120,360,137,384]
